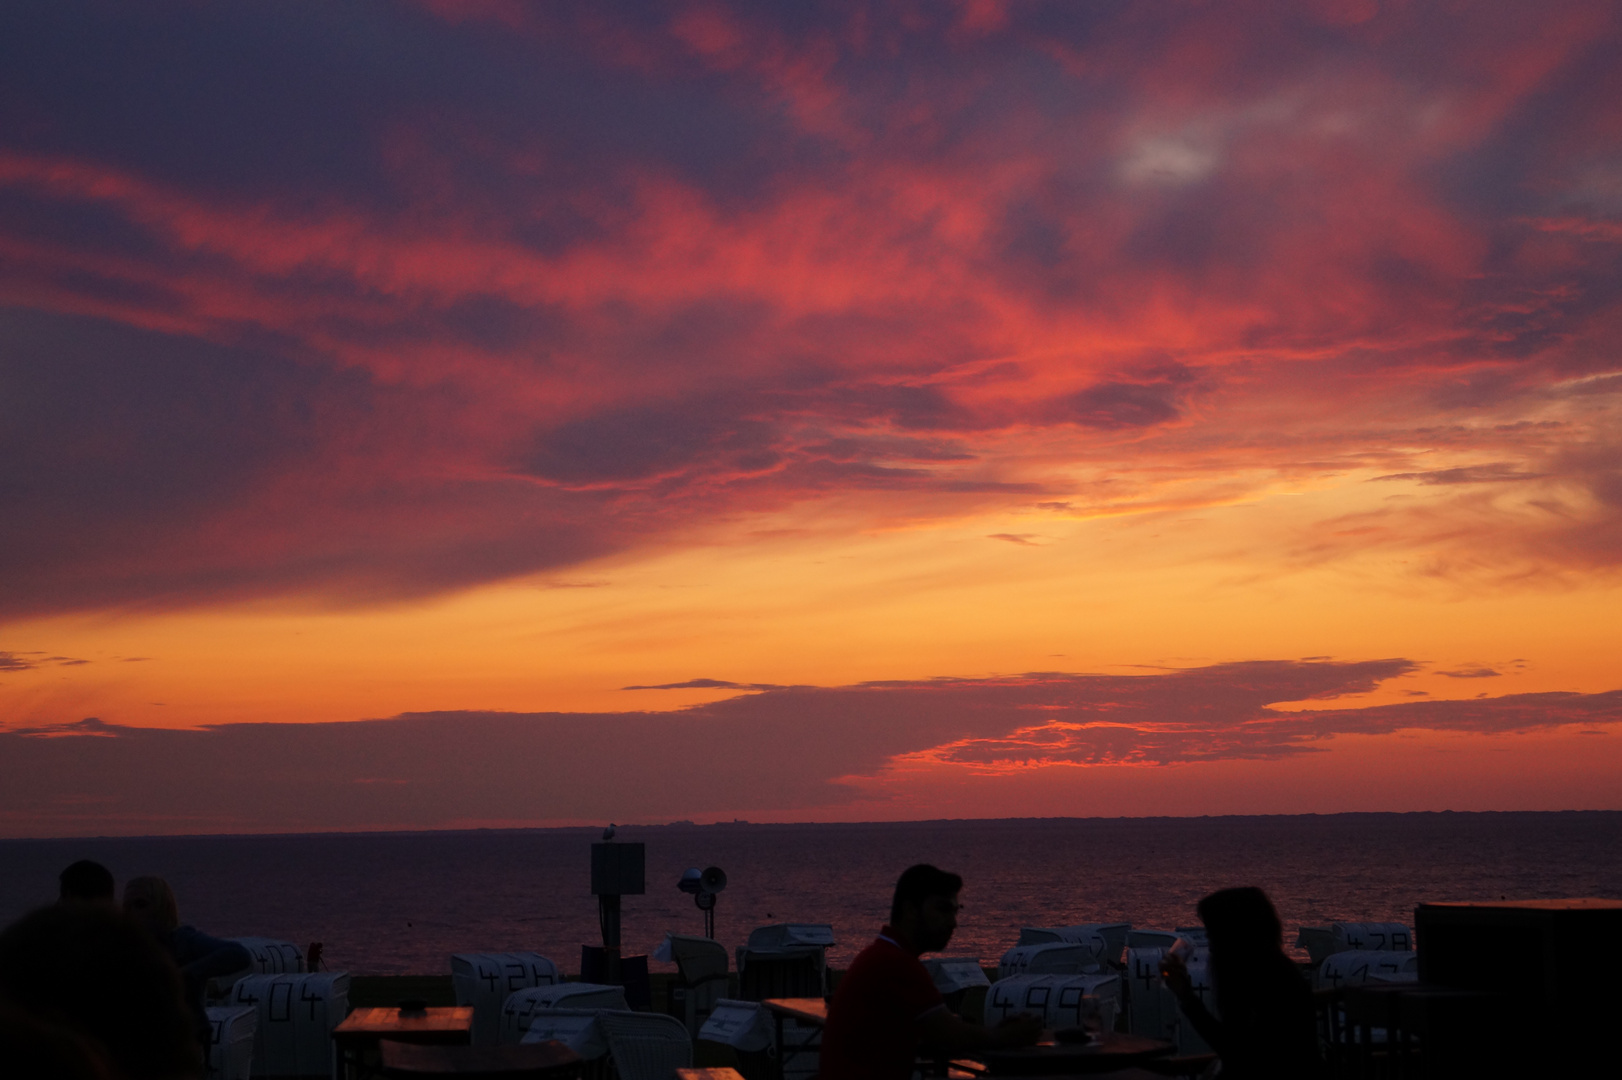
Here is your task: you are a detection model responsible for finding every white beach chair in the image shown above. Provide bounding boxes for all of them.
[227,972,349,1077]
[596,1011,693,1080]
[1316,949,1418,991]
[210,936,304,1000]
[997,941,1098,979]
[1122,947,1213,1055]
[1125,929,1180,951]
[923,957,991,993]
[519,1009,611,1058]
[499,983,628,1044]
[1332,922,1413,952]
[662,934,729,1034]
[736,924,833,1000]
[696,998,774,1054]
[203,1005,256,1080]
[1018,923,1130,962]
[983,973,1121,1032]
[1296,925,1343,965]
[451,951,561,1045]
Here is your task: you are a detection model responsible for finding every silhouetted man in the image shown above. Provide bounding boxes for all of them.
[820,864,1040,1080]
[58,861,115,905]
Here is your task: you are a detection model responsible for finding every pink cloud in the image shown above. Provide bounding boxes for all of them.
[0,2,1619,616]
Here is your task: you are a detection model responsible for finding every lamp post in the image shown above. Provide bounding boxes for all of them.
[678,866,727,939]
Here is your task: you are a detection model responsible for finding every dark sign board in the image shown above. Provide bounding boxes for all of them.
[591,842,646,896]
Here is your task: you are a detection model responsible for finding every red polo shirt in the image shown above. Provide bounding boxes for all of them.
[819,929,946,1080]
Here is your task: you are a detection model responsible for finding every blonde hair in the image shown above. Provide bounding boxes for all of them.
[122,876,179,933]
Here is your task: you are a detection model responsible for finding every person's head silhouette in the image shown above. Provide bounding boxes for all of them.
[57,861,115,905]
[888,863,963,955]
[123,877,181,935]
[1197,885,1284,957]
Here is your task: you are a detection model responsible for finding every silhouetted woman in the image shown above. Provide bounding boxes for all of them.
[1161,887,1322,1079]
[123,877,250,1047]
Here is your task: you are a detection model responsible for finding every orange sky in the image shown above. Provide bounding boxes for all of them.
[1,1,1619,836]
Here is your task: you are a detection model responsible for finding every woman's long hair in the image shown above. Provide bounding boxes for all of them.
[1197,886,1293,1016]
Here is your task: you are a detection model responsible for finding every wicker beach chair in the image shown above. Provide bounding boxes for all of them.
[596,1011,693,1080]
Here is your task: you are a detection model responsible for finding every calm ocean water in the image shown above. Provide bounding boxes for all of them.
[3,813,1618,975]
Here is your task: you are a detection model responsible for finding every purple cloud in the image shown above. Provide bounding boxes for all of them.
[6,658,1613,836]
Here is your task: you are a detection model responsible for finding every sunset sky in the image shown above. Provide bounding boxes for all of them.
[2,1,1619,837]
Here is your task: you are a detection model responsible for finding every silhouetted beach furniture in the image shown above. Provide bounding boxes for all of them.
[203,1003,257,1080]
[513,1010,691,1080]
[379,1037,583,1079]
[451,953,561,1046]
[231,937,306,974]
[982,973,1121,1034]
[922,958,991,994]
[229,971,351,1077]
[695,997,774,1058]
[334,1005,473,1079]
[214,935,306,1001]
[1124,930,1179,952]
[654,934,729,1034]
[499,985,628,1045]
[1313,949,1417,991]
[1410,898,1622,1074]
[1016,924,1131,962]
[760,998,827,1080]
[1123,944,1213,1055]
[735,924,834,1001]
[593,1011,693,1080]
[1296,920,1413,970]
[517,1009,608,1070]
[996,942,1099,979]
[921,958,993,1028]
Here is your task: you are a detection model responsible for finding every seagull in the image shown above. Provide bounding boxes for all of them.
[603,823,617,840]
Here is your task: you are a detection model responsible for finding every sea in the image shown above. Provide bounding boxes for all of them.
[2,812,1618,975]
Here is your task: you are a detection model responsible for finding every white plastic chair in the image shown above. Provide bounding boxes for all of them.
[595,1011,693,1080]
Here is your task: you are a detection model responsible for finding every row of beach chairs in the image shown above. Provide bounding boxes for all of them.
[194,923,836,1080]
[195,918,1418,1080]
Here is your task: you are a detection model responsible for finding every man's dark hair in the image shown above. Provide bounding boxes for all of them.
[890,864,963,924]
[58,861,114,903]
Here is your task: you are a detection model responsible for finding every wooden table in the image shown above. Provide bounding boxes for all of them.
[972,1033,1173,1075]
[334,1007,474,1080]
[379,1038,582,1077]
[760,998,828,1080]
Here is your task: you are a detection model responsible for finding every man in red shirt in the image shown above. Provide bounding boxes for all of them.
[820,865,1041,1080]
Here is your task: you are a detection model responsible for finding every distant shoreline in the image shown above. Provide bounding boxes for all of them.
[4,807,1619,845]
